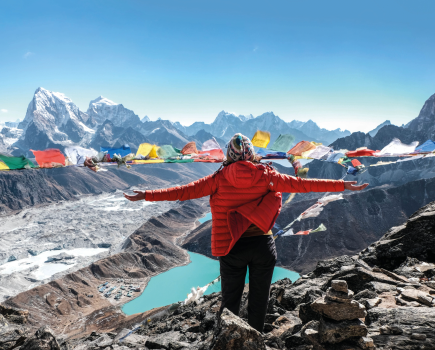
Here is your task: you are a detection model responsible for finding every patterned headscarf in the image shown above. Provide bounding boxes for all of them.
[226,133,256,163]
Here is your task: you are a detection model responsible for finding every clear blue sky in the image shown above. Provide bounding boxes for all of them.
[0,0,434,132]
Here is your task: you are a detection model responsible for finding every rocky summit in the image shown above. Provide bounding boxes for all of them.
[1,199,434,349]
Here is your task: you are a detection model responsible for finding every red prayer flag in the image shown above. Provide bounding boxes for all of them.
[351,159,362,167]
[294,230,312,235]
[31,149,65,168]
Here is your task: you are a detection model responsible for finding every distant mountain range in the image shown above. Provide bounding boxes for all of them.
[0,87,353,156]
[1,87,434,158]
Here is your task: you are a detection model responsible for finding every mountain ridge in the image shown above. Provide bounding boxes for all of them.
[4,87,362,156]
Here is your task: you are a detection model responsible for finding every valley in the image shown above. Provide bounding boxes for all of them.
[0,88,435,349]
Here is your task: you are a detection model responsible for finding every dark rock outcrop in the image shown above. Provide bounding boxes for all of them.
[360,201,435,270]
[20,326,60,350]
[210,308,266,350]
[366,307,435,349]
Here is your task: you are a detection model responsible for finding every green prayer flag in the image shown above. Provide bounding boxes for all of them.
[0,154,37,170]
[157,145,182,158]
[269,134,295,153]
[311,223,327,233]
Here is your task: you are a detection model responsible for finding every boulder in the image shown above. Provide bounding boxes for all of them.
[210,308,266,350]
[360,201,435,270]
[88,334,113,347]
[354,289,377,301]
[300,320,323,350]
[365,307,435,348]
[357,336,375,349]
[318,318,367,344]
[401,289,434,307]
[311,297,367,321]
[364,298,381,310]
[145,331,190,349]
[269,315,301,337]
[280,280,325,311]
[20,326,60,350]
[0,326,28,350]
[0,304,29,324]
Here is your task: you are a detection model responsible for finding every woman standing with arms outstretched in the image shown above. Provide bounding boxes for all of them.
[125,133,368,332]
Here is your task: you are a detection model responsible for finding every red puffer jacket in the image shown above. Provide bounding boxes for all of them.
[145,161,344,256]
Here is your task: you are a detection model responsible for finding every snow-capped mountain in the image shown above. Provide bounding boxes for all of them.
[175,111,254,138]
[6,86,400,157]
[287,119,351,144]
[173,111,343,145]
[15,87,94,154]
[139,119,192,149]
[87,96,141,128]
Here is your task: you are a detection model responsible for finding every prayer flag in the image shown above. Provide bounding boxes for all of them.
[0,154,36,170]
[374,138,418,157]
[251,130,271,148]
[136,143,159,158]
[31,149,65,168]
[269,134,294,152]
[101,145,131,158]
[181,141,198,155]
[157,145,181,158]
[65,146,98,166]
[0,161,9,170]
[202,138,221,151]
[311,223,327,233]
[415,140,435,153]
[287,141,316,156]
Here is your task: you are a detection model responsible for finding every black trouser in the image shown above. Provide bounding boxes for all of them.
[219,235,277,332]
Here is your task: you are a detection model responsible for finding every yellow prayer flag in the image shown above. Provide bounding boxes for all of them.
[251,130,271,148]
[0,161,9,171]
[133,159,165,164]
[149,145,159,158]
[136,143,160,158]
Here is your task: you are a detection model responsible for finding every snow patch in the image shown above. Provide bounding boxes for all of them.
[0,248,109,280]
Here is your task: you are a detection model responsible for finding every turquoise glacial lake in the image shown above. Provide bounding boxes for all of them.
[122,251,299,315]
[198,212,212,224]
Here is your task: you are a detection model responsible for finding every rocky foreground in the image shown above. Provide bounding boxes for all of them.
[1,201,435,349]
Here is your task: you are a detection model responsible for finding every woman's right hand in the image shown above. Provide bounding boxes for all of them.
[123,190,146,201]
[344,181,368,191]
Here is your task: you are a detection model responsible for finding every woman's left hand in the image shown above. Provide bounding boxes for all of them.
[123,190,146,201]
[344,181,368,191]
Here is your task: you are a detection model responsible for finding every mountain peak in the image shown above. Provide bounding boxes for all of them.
[89,96,117,106]
[35,87,48,94]
[369,120,392,137]
[141,115,150,122]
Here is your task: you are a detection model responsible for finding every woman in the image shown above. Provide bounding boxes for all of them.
[124,133,368,332]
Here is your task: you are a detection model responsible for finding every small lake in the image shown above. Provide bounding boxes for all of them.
[122,252,299,315]
[198,212,212,224]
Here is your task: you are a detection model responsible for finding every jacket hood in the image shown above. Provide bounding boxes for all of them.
[221,161,265,189]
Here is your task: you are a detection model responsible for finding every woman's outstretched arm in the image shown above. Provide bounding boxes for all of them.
[268,172,368,193]
[124,173,218,202]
